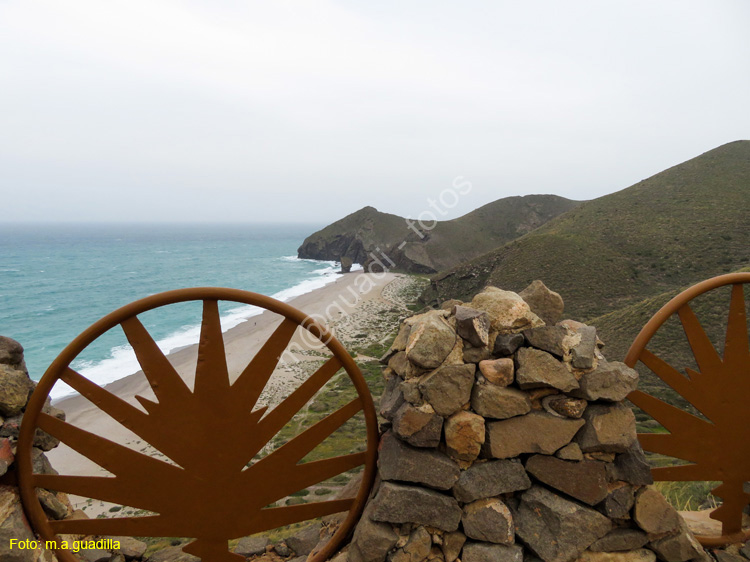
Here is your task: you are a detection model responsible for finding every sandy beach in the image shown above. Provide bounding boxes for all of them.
[47,271,421,515]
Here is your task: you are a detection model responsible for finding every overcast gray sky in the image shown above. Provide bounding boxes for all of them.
[1,0,748,224]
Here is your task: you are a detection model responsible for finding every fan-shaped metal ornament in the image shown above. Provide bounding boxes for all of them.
[625,272,750,546]
[17,288,379,562]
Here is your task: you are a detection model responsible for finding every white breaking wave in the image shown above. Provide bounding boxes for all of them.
[51,258,345,400]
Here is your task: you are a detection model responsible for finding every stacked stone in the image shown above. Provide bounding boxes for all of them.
[349,282,709,562]
[0,337,154,562]
[0,336,76,561]
[0,337,103,561]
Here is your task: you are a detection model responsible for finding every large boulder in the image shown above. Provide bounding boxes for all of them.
[405,312,457,369]
[522,326,569,358]
[369,482,462,532]
[461,498,514,544]
[470,287,543,333]
[515,348,579,392]
[471,384,531,420]
[452,460,531,503]
[392,403,443,448]
[418,364,475,417]
[525,454,609,506]
[597,483,636,520]
[570,326,598,370]
[0,337,25,368]
[608,446,653,486]
[576,403,636,454]
[647,519,706,562]
[0,365,34,417]
[378,431,460,490]
[632,487,681,535]
[519,280,564,326]
[493,333,525,357]
[478,358,514,387]
[570,361,639,402]
[286,522,322,556]
[483,411,585,459]
[444,411,485,463]
[514,486,612,562]
[454,306,491,348]
[349,504,399,562]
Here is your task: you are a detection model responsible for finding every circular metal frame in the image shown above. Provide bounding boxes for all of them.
[625,272,750,546]
[17,288,379,562]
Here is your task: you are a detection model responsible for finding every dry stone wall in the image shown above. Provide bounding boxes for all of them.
[348,282,713,562]
[0,336,71,562]
[0,338,155,562]
[1,282,748,562]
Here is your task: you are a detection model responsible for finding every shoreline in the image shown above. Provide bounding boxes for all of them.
[48,271,420,516]
[48,258,347,401]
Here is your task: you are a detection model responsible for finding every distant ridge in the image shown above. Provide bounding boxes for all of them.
[297,194,581,273]
[422,140,750,325]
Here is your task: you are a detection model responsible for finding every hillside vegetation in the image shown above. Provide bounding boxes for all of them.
[591,266,750,411]
[297,195,580,273]
[422,141,750,325]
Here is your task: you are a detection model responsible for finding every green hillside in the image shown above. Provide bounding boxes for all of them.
[422,141,750,321]
[297,195,580,273]
[591,267,750,409]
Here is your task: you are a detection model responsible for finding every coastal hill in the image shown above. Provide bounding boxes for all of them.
[421,140,750,324]
[297,195,581,273]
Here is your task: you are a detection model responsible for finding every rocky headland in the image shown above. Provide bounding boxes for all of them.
[297,195,580,274]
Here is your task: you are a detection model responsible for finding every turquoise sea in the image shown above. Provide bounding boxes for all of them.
[0,223,342,398]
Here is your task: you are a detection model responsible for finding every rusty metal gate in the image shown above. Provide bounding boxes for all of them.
[16,288,378,562]
[625,272,750,546]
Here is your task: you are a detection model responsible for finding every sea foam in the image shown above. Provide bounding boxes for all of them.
[51,258,344,400]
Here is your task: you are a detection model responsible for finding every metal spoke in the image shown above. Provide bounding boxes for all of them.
[628,390,710,435]
[195,300,230,405]
[625,274,750,545]
[37,413,184,479]
[59,367,192,466]
[17,288,377,562]
[232,318,298,410]
[678,303,722,376]
[121,317,192,405]
[247,357,342,459]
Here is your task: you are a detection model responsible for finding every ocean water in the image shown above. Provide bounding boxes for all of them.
[0,223,343,398]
